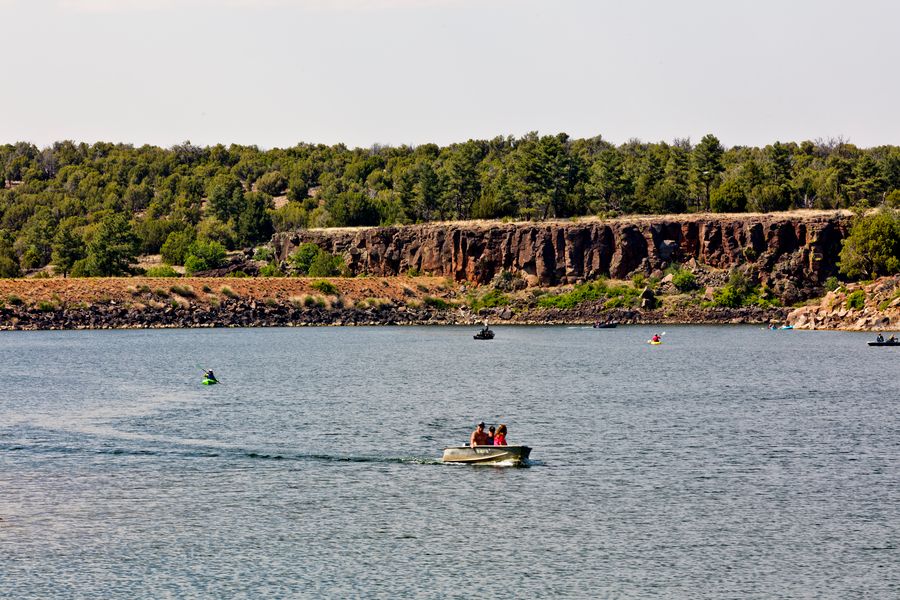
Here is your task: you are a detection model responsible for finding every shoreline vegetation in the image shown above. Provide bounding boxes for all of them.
[0,273,895,332]
[0,135,897,331]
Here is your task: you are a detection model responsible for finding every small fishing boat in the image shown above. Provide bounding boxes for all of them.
[473,328,494,340]
[593,321,618,329]
[442,445,531,466]
[868,341,900,347]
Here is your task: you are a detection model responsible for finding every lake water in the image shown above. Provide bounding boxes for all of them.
[1,325,898,598]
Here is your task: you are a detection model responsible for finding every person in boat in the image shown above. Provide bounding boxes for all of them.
[651,333,661,343]
[876,333,885,343]
[889,334,898,343]
[493,424,507,446]
[470,422,491,447]
[204,369,216,381]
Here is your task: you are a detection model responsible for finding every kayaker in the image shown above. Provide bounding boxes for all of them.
[470,422,490,447]
[493,424,507,446]
[651,333,661,343]
[876,333,884,343]
[205,369,217,382]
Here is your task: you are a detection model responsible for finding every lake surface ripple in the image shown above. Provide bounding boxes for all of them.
[1,325,898,598]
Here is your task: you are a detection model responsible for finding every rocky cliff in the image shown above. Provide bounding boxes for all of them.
[273,211,850,303]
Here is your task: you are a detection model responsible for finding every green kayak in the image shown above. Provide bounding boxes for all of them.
[202,378,218,385]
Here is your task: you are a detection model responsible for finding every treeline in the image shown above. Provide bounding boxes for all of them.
[0,134,898,277]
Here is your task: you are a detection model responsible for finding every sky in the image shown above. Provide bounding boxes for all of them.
[0,0,897,150]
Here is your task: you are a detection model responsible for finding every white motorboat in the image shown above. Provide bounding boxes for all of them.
[441,445,531,466]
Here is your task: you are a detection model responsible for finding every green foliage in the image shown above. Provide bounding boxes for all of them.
[185,239,226,273]
[846,290,865,310]
[237,191,274,247]
[51,219,85,277]
[183,255,207,275]
[84,213,138,276]
[220,286,239,299]
[36,300,57,312]
[310,279,338,295]
[160,229,195,265]
[258,262,285,277]
[470,289,511,312]
[7,294,24,306]
[839,208,900,279]
[289,243,321,274]
[711,270,780,308]
[256,171,287,196]
[671,268,698,292]
[169,285,196,298]
[824,276,840,291]
[144,265,180,277]
[253,246,274,262]
[534,280,642,309]
[423,296,452,310]
[0,136,896,272]
[307,251,345,277]
[710,179,747,213]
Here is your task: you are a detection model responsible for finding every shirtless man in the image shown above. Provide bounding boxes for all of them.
[470,422,490,447]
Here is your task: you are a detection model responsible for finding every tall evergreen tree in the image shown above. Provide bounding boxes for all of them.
[694,134,725,210]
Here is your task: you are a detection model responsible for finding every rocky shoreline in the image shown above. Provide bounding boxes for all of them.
[0,299,790,331]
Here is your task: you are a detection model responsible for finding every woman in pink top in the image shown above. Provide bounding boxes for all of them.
[493,424,507,446]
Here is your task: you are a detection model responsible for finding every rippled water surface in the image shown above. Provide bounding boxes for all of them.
[2,325,899,598]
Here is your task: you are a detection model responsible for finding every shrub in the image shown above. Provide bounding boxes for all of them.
[259,263,285,277]
[201,285,212,293]
[220,286,239,299]
[169,285,196,298]
[846,290,865,310]
[470,289,511,312]
[672,270,698,292]
[289,243,321,274]
[37,300,56,312]
[424,296,452,310]
[537,280,608,309]
[824,276,840,292]
[253,247,274,262]
[225,270,249,278]
[183,255,207,275]
[406,267,421,277]
[839,208,900,279]
[631,273,646,288]
[186,239,226,271]
[152,288,170,298]
[145,265,180,277]
[160,229,194,265]
[7,295,24,306]
[311,280,338,295]
[308,251,346,277]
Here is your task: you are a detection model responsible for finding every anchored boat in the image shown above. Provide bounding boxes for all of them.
[442,445,531,466]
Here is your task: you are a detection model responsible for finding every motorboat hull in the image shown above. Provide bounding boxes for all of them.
[868,341,899,346]
[442,445,531,466]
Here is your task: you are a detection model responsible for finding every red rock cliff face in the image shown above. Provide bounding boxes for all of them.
[272,212,849,297]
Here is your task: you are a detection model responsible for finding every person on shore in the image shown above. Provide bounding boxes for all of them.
[487,425,496,445]
[470,422,490,447]
[493,424,507,446]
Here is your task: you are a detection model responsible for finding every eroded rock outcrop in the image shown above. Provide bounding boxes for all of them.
[787,276,900,331]
[273,211,850,301]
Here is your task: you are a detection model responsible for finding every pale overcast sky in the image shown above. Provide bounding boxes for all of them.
[1,0,897,149]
